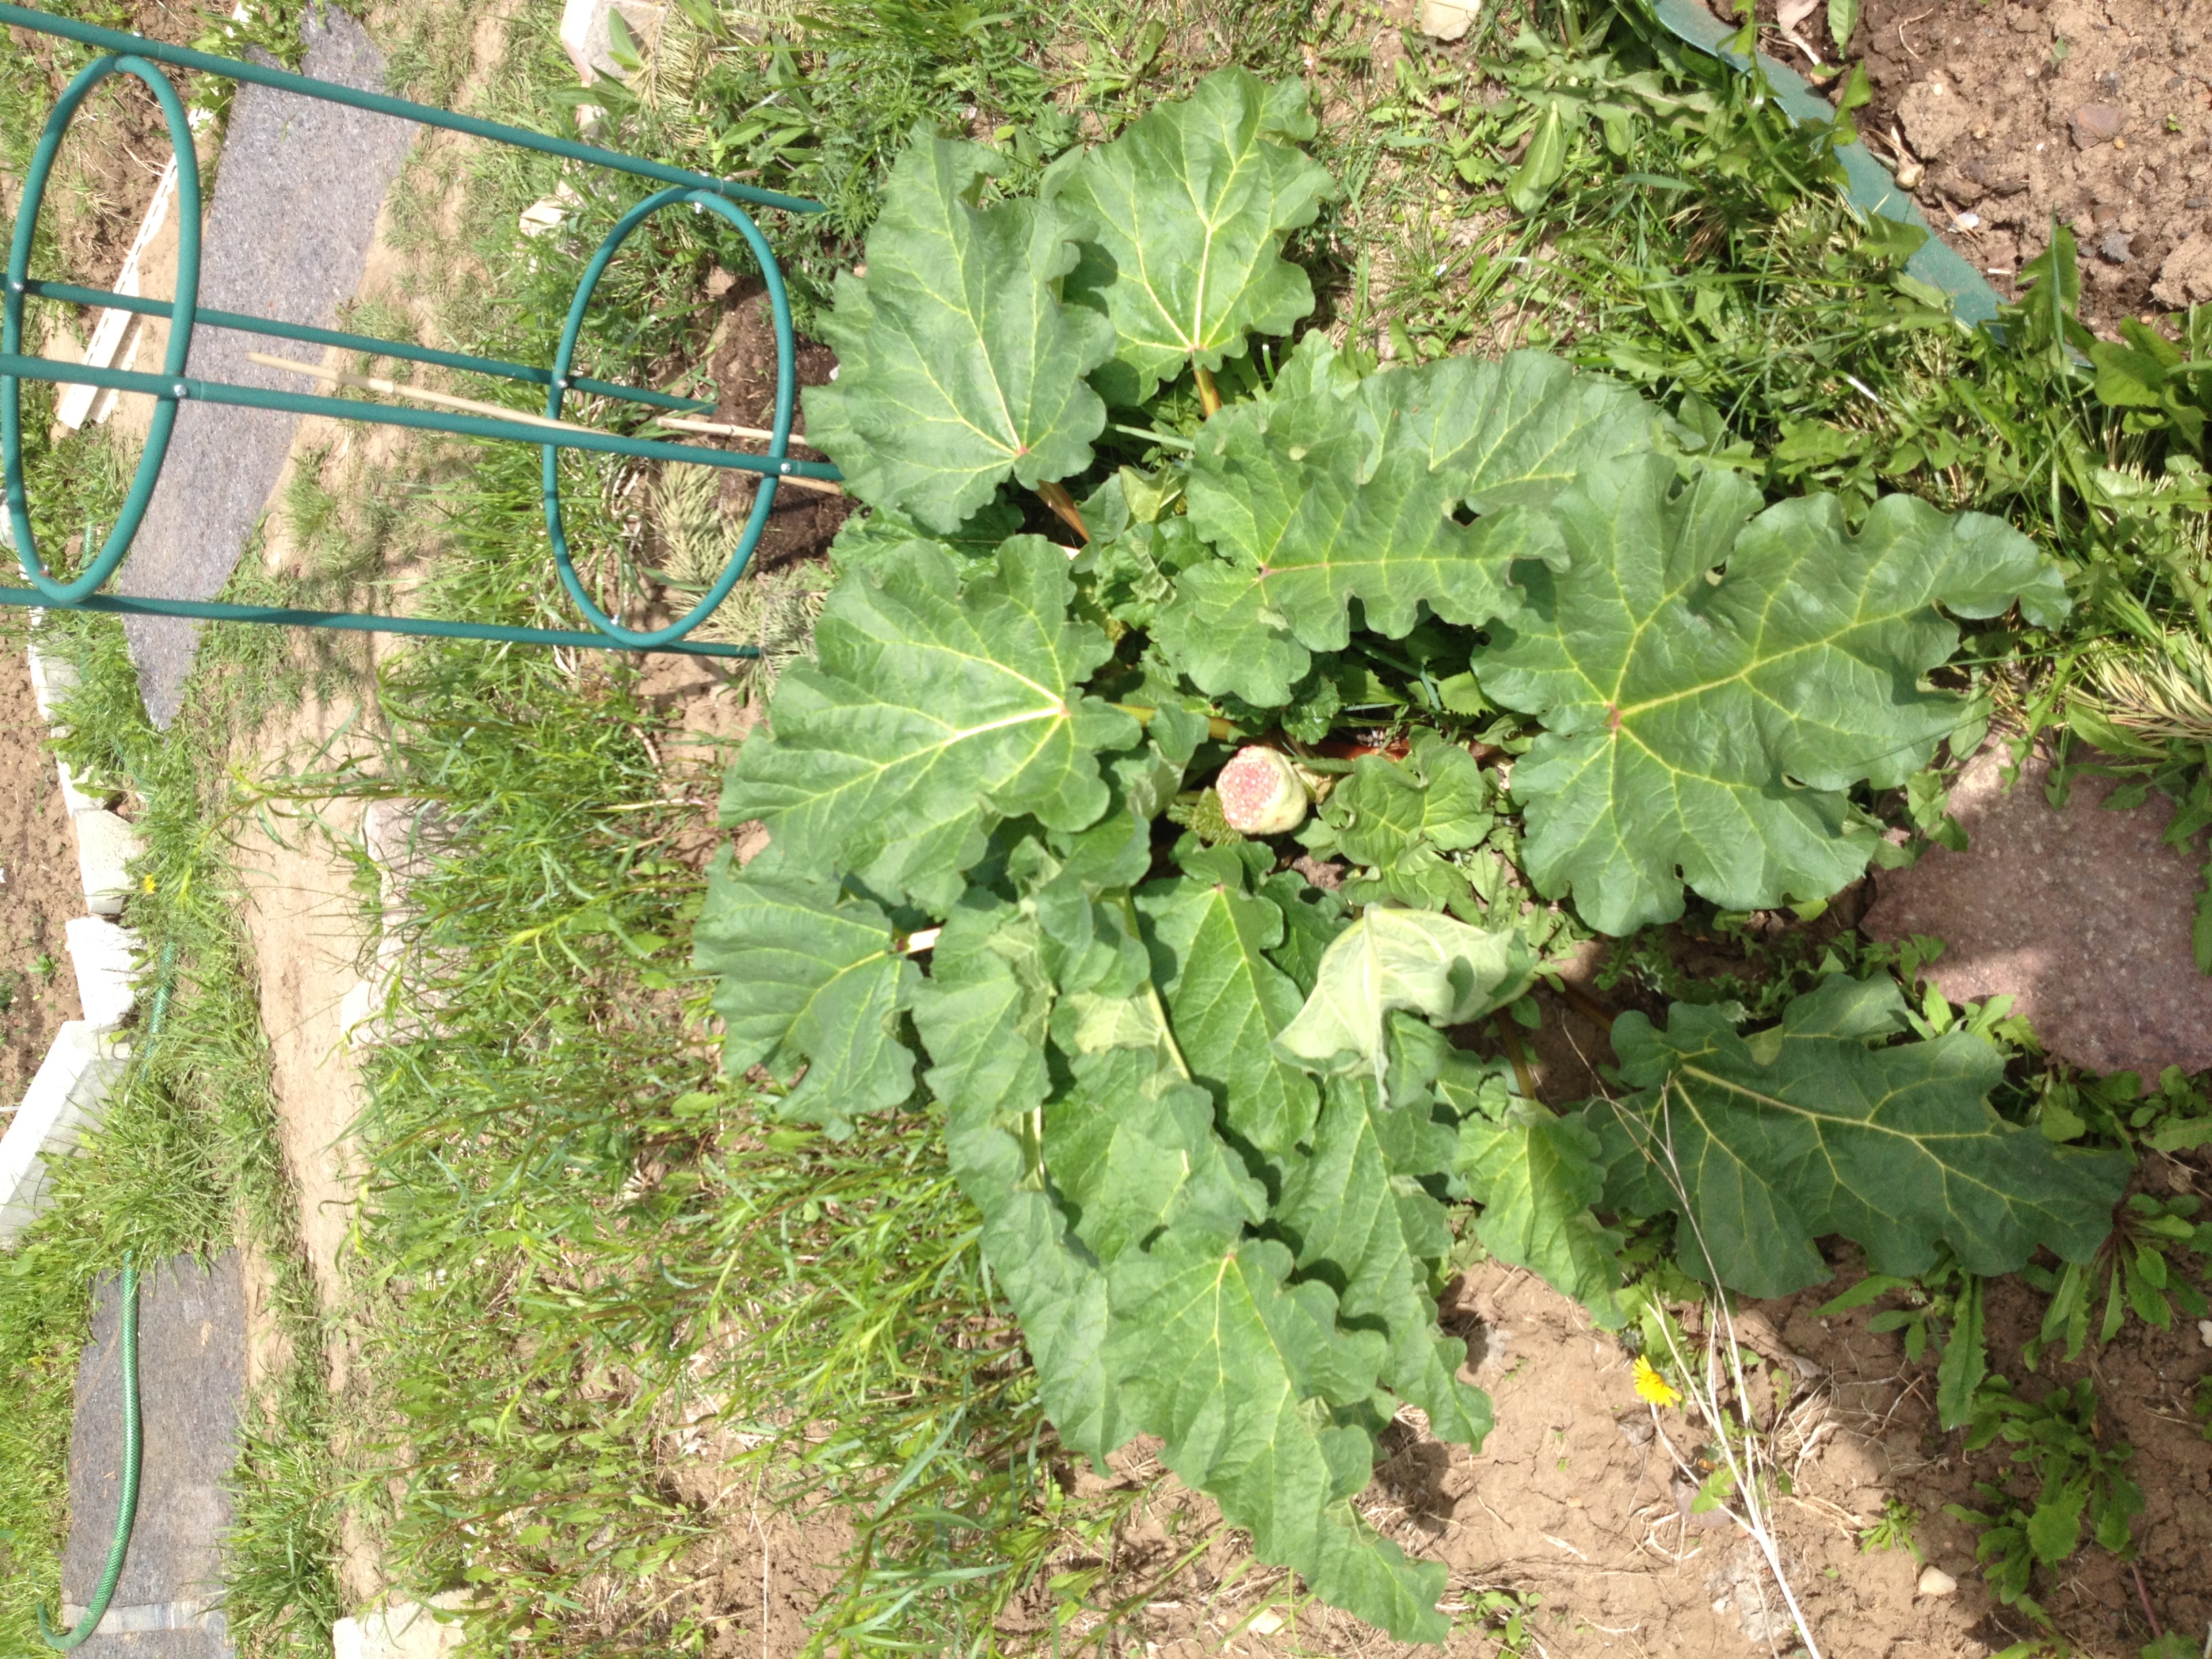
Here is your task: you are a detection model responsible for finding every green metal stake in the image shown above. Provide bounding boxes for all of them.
[0,1,842,659]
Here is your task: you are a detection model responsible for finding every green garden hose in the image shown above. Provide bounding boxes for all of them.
[35,1256,140,1652]
[33,955,172,1650]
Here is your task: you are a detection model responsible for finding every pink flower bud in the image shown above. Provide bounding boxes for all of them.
[1216,745,1309,835]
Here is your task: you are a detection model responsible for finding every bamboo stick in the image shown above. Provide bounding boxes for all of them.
[246,352,845,496]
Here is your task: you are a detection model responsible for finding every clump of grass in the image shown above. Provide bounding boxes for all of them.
[289,628,1092,1649]
[0,602,333,1658]
[2072,634,2212,749]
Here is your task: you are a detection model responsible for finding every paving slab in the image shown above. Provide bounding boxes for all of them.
[1862,745,2212,1077]
[60,1252,247,1658]
[117,8,416,726]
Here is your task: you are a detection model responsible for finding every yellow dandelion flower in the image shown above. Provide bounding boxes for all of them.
[1633,1354,1682,1409]
[142,874,157,893]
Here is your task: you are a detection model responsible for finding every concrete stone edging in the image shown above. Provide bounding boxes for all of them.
[0,633,148,1245]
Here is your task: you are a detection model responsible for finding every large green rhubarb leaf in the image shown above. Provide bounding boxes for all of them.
[1050,68,1333,405]
[722,537,1140,913]
[1478,455,2070,934]
[1107,1233,1450,1642]
[1044,1046,1265,1261]
[1275,907,1538,1076]
[1582,976,2131,1300]
[1136,842,1330,1155]
[1277,1077,1493,1448]
[693,854,918,1132]
[914,896,1133,1457]
[802,134,1114,530]
[1154,341,1663,705]
[1443,1059,1625,1326]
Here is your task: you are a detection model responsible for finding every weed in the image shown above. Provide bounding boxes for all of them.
[1945,1377,2144,1620]
[2021,1195,2212,1367]
[1458,1584,1543,1653]
[6,606,337,1658]
[1856,1498,1922,1559]
[1816,1251,1989,1429]
[2038,1065,2212,1157]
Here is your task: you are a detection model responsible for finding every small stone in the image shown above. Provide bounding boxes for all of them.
[2188,195,2212,209]
[2100,230,2135,264]
[1937,164,1988,203]
[2071,102,2127,146]
[2198,1318,2212,1349]
[1900,79,1974,159]
[1917,1565,1959,1597]
[558,0,665,85]
[1418,0,1479,40]
[2153,231,2212,307]
[1955,211,1984,231]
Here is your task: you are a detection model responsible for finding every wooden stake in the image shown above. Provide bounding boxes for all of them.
[247,352,845,495]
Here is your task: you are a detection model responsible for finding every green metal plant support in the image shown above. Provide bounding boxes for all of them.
[0,2,846,659]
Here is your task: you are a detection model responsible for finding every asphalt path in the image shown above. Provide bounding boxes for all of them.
[60,1253,247,1658]
[118,7,415,724]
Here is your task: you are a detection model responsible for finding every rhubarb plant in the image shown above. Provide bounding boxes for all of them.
[697,69,2129,1640]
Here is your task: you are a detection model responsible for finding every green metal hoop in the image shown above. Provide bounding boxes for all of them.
[0,1,843,659]
[3,52,203,603]
[543,186,797,649]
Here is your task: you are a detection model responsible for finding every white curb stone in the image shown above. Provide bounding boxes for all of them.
[55,760,102,817]
[0,1022,125,1242]
[558,0,664,83]
[73,807,141,917]
[25,644,103,811]
[343,799,454,1050]
[65,916,142,1029]
[26,640,78,723]
[332,1596,469,1659]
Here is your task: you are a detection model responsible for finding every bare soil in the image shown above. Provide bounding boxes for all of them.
[3,0,207,304]
[1478,922,2212,1659]
[1753,0,2212,331]
[705,279,853,573]
[0,638,85,1108]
